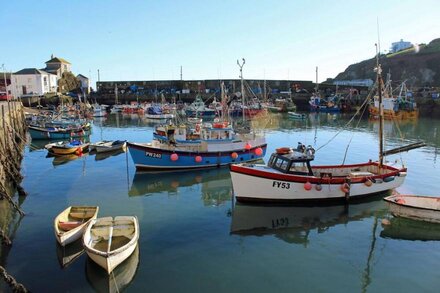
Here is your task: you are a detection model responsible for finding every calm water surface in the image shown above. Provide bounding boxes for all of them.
[1,112,440,292]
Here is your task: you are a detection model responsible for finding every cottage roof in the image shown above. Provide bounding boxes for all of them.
[15,68,48,75]
[45,57,71,65]
[77,74,89,79]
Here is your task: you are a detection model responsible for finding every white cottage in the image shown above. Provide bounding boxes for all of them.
[12,68,58,97]
[77,74,90,94]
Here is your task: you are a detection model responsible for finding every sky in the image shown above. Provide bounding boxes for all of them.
[2,0,440,86]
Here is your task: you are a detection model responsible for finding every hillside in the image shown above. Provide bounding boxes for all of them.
[333,38,440,86]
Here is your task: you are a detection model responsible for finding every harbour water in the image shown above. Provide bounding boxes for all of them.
[1,112,440,292]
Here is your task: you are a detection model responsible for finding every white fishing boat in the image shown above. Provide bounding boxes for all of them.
[83,216,139,274]
[90,140,127,153]
[384,194,440,223]
[54,206,99,246]
[230,54,425,204]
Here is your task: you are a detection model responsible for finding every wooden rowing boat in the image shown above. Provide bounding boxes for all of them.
[384,194,440,223]
[46,140,90,155]
[54,206,99,246]
[83,216,139,274]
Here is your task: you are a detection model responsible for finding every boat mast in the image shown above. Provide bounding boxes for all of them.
[237,58,245,123]
[375,44,384,167]
[315,66,319,93]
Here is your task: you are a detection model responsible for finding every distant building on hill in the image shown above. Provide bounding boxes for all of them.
[390,39,413,53]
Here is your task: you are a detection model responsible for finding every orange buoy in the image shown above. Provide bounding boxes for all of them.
[396,198,406,204]
[254,147,263,156]
[245,143,252,150]
[195,155,202,163]
[304,182,312,191]
[170,153,179,161]
[231,152,238,159]
[341,183,350,193]
[364,179,373,187]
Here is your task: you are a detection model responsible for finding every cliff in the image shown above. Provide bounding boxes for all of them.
[333,38,440,87]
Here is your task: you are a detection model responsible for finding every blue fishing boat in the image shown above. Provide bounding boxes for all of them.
[127,121,267,170]
[28,124,92,140]
[145,105,174,119]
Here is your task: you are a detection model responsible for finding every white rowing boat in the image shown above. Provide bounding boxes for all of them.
[90,140,127,153]
[83,216,139,274]
[54,206,99,246]
[384,194,440,224]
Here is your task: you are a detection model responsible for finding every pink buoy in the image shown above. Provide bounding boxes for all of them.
[245,143,251,150]
[304,182,312,191]
[195,155,202,163]
[254,147,263,156]
[231,152,238,159]
[170,153,179,161]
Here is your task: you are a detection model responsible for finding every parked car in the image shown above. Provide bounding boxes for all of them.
[0,92,10,101]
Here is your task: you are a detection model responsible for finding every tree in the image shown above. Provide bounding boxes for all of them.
[58,72,80,93]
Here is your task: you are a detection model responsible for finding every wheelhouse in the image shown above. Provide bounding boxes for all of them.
[268,150,314,176]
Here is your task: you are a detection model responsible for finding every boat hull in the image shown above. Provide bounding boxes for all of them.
[29,126,91,140]
[384,195,440,223]
[86,241,137,274]
[54,206,99,246]
[127,142,267,170]
[230,163,406,203]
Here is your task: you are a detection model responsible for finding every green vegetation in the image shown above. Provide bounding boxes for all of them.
[57,72,80,93]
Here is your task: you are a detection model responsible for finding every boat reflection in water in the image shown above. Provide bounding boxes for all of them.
[56,239,85,268]
[49,152,89,166]
[380,217,440,241]
[129,167,232,206]
[94,148,126,161]
[231,198,386,245]
[86,245,139,293]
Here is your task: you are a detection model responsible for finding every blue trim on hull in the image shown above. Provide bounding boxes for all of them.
[127,142,267,170]
[28,127,91,140]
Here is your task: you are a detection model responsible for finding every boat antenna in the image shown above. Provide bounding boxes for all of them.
[237,58,246,123]
[375,43,384,167]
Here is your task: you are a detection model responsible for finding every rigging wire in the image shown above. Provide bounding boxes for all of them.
[316,86,375,153]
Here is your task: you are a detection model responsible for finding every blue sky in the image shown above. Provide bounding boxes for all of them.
[2,0,439,86]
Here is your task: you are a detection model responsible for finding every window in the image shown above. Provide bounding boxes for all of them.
[44,77,47,86]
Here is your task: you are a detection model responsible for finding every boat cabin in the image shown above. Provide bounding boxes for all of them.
[268,149,314,175]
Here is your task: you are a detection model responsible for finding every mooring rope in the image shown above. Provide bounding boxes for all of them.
[0,266,28,293]
[0,228,12,246]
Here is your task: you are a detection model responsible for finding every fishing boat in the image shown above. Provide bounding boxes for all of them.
[369,77,418,120]
[230,57,425,204]
[28,124,91,140]
[90,140,127,153]
[54,206,99,246]
[265,98,297,113]
[185,96,217,118]
[83,216,139,274]
[45,140,90,155]
[288,112,307,119]
[145,105,174,119]
[127,119,266,170]
[383,194,440,223]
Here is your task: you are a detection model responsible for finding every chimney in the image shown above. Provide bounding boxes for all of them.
[51,54,54,59]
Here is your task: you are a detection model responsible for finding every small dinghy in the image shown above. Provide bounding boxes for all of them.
[83,216,139,274]
[287,112,307,119]
[90,140,127,153]
[46,140,89,155]
[54,206,99,246]
[384,194,440,224]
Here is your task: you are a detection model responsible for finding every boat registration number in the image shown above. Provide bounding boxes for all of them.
[272,181,290,189]
[145,152,162,159]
